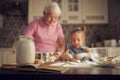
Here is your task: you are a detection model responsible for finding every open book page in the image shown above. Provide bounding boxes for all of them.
[37,62,70,74]
[16,62,69,73]
[1,62,70,73]
[16,64,40,71]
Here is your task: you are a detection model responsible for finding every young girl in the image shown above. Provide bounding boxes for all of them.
[61,27,90,62]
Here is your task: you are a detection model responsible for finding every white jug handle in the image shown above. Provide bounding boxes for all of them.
[12,40,18,54]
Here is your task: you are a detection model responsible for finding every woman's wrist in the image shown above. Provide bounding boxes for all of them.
[50,52,61,61]
[49,55,56,62]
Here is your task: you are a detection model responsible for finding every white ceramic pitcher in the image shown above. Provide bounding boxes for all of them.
[16,35,35,64]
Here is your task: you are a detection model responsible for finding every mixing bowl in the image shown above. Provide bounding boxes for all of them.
[89,48,108,63]
[89,48,120,67]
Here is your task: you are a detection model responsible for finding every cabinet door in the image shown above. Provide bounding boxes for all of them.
[28,0,50,23]
[28,0,108,24]
[82,0,108,24]
[65,0,82,24]
[51,0,82,24]
[0,50,3,67]
[2,49,16,64]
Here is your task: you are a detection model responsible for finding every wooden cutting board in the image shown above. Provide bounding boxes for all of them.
[1,63,18,69]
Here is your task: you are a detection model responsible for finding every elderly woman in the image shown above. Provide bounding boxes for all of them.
[22,2,66,62]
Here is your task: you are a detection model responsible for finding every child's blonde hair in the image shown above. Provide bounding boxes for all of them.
[71,27,86,45]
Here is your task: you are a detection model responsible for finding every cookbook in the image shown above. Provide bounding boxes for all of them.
[2,62,69,74]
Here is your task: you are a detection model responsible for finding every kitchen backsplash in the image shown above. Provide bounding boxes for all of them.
[62,23,120,47]
[0,15,27,48]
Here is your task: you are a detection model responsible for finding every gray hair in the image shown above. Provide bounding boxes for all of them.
[44,2,61,15]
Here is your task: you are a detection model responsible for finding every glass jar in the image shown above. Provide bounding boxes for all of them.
[16,35,35,64]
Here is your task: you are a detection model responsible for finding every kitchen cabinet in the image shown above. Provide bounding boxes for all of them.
[52,0,82,24]
[29,0,108,24]
[0,14,3,28]
[82,0,108,24]
[0,49,3,67]
[0,48,16,66]
[28,0,82,24]
[28,0,50,23]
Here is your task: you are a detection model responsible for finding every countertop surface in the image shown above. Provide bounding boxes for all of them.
[1,61,120,74]
[1,66,120,75]
[1,61,120,80]
[0,66,120,80]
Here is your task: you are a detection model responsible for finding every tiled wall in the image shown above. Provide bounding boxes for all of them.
[0,0,120,48]
[0,15,27,47]
[0,15,120,48]
[62,24,108,47]
[62,23,120,47]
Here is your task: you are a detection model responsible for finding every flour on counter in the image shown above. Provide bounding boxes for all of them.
[49,61,97,67]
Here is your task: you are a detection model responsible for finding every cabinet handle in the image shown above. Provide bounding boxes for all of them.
[12,49,16,54]
[62,20,67,24]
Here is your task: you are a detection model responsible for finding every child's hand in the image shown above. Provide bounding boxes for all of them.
[75,53,88,60]
[75,54,83,60]
[60,52,73,61]
[66,53,73,60]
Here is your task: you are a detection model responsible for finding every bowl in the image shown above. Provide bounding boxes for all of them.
[89,48,108,63]
[89,48,120,67]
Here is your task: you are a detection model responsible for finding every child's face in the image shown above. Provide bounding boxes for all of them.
[71,32,83,49]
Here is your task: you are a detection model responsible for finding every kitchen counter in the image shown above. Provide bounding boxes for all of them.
[1,66,120,74]
[0,66,120,80]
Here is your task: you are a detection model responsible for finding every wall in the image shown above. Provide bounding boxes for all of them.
[0,0,120,48]
[0,15,27,47]
[0,2,28,48]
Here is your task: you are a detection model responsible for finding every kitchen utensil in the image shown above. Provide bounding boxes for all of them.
[89,48,108,63]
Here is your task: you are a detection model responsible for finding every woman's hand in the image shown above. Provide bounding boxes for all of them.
[49,52,61,62]
[49,55,56,62]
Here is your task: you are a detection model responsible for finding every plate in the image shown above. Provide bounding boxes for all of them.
[94,63,120,68]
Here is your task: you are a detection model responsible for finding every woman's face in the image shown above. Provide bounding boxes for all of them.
[71,32,83,49]
[43,12,60,26]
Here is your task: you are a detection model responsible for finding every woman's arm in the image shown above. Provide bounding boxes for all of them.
[58,37,66,55]
[49,34,66,62]
[55,24,66,59]
[50,38,66,61]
